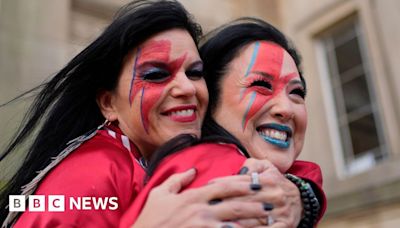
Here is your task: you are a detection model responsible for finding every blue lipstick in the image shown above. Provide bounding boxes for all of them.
[257,123,292,149]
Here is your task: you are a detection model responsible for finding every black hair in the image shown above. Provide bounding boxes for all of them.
[0,0,202,221]
[199,17,305,143]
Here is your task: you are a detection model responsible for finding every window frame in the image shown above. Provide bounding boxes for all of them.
[315,14,387,177]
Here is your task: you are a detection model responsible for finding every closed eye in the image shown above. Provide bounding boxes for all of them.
[186,69,204,80]
[141,68,171,83]
[186,61,204,80]
[250,80,272,90]
[290,88,306,99]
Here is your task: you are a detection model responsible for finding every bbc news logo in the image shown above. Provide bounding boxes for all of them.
[9,195,118,212]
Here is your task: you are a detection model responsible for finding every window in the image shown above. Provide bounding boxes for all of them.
[317,16,386,175]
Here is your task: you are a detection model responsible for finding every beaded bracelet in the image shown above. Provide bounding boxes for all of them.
[285,173,321,228]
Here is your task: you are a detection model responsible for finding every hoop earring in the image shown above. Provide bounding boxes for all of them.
[97,119,110,130]
[104,119,111,126]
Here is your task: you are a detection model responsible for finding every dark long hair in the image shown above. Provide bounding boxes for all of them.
[0,0,202,221]
[200,17,305,142]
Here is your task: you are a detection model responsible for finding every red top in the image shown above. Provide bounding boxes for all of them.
[119,143,326,227]
[14,128,146,228]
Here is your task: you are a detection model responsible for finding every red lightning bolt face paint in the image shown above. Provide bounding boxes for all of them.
[129,39,187,133]
[241,41,298,130]
[129,40,170,105]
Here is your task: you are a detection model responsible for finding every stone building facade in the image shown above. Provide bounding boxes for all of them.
[1,0,399,226]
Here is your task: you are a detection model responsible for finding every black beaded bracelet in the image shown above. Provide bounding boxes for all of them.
[285,173,320,228]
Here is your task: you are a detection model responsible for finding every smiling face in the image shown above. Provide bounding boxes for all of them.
[103,29,208,159]
[213,41,307,172]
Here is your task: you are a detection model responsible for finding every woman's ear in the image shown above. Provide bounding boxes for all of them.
[96,90,118,122]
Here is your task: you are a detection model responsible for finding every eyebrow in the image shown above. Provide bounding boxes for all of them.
[188,60,203,69]
[289,79,303,86]
[289,79,306,91]
[249,71,274,80]
[137,61,168,69]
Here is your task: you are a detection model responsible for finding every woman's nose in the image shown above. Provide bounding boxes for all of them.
[269,92,294,122]
[170,73,196,98]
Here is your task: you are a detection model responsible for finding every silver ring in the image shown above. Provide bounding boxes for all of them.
[220,222,235,228]
[251,172,260,185]
[267,215,274,226]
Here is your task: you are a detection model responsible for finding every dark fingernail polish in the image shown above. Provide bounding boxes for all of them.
[250,183,262,191]
[263,202,274,211]
[208,198,222,205]
[238,166,249,175]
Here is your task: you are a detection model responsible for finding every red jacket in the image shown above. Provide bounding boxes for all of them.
[14,128,146,228]
[120,143,326,227]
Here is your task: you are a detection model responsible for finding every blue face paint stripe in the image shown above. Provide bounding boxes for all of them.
[129,47,141,106]
[140,87,148,134]
[244,41,260,77]
[242,91,256,131]
[240,42,260,100]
